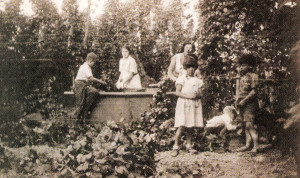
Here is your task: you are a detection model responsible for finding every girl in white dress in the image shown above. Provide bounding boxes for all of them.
[172,54,204,157]
[116,45,142,90]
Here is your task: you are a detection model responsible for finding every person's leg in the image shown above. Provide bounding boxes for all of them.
[73,81,87,120]
[219,126,227,137]
[186,128,192,148]
[174,126,184,148]
[172,126,184,156]
[84,86,100,118]
[185,128,197,153]
[236,123,251,152]
[203,127,213,136]
[237,103,258,152]
[247,122,259,152]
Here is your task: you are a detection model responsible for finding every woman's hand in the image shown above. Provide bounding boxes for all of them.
[116,81,124,89]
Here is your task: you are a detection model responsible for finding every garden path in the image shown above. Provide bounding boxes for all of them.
[155,149,297,177]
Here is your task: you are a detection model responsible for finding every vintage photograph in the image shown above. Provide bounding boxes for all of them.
[0,0,300,177]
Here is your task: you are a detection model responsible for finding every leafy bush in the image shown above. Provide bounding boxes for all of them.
[197,0,299,116]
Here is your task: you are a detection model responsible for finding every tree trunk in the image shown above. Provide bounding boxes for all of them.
[83,0,91,49]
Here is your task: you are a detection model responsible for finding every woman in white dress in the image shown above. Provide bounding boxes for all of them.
[116,45,142,90]
[167,42,195,82]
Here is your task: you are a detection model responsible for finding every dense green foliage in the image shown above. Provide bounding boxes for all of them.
[197,0,300,115]
[0,81,176,176]
[0,0,300,176]
[1,0,299,119]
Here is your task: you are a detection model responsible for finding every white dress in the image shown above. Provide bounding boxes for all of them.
[174,75,204,128]
[119,56,142,89]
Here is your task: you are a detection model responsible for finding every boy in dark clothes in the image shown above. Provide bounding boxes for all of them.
[235,54,260,153]
[74,52,106,120]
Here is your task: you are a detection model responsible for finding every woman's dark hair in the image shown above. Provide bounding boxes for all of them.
[183,54,198,69]
[181,42,196,53]
[122,44,132,54]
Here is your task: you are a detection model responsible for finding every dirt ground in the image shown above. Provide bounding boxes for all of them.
[155,149,298,178]
[0,143,298,178]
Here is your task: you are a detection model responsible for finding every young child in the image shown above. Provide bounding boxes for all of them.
[74,52,106,121]
[235,54,260,153]
[204,106,240,137]
[116,45,142,90]
[171,54,204,157]
[204,106,242,151]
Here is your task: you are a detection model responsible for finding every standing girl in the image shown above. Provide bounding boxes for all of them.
[172,54,204,157]
[116,45,142,90]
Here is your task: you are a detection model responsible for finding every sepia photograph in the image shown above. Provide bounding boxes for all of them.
[0,0,300,177]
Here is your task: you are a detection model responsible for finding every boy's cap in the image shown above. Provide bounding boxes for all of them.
[86,52,99,61]
[238,54,257,67]
[223,106,237,114]
[183,54,198,69]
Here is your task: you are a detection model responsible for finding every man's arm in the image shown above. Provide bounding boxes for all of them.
[88,76,106,85]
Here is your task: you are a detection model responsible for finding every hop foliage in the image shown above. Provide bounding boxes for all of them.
[197,0,299,115]
[131,79,177,151]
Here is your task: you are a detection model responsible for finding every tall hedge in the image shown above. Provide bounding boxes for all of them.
[197,0,300,116]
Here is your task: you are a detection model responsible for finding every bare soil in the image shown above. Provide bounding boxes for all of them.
[155,149,298,178]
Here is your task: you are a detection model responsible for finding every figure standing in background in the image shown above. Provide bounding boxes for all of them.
[168,42,195,82]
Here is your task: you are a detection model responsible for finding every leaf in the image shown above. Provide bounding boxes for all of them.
[77,154,84,163]
[76,162,89,172]
[115,166,129,176]
[95,158,107,164]
[92,165,101,173]
[73,142,81,152]
[84,153,93,162]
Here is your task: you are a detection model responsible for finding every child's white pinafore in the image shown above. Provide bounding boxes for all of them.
[174,75,204,128]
